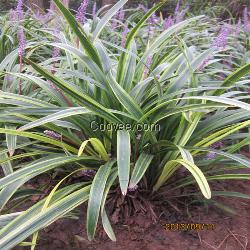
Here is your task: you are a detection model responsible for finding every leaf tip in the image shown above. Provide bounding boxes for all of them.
[206,192,212,199]
[8,149,15,156]
[87,235,93,241]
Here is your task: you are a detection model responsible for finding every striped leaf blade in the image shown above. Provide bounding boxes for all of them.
[155,159,211,199]
[107,72,143,120]
[0,184,84,238]
[25,59,121,124]
[101,170,118,241]
[87,160,115,240]
[0,153,13,176]
[117,1,166,83]
[5,125,17,156]
[0,186,90,249]
[214,62,250,96]
[0,155,99,189]
[93,0,128,40]
[53,0,102,68]
[0,213,23,229]
[129,153,154,189]
[18,108,91,131]
[117,130,131,195]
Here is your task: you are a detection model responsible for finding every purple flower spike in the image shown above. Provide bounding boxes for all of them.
[44,130,61,140]
[212,26,230,49]
[49,0,56,12]
[76,0,89,24]
[118,8,125,22]
[174,0,182,16]
[147,12,158,39]
[121,24,129,47]
[52,46,61,59]
[150,12,159,24]
[175,7,188,23]
[205,141,224,160]
[16,0,24,20]
[92,2,97,16]
[164,16,174,30]
[146,56,153,68]
[112,8,125,30]
[11,0,24,21]
[243,7,250,33]
[205,152,217,160]
[18,29,26,57]
[198,55,213,71]
[128,184,138,192]
[33,11,51,24]
[10,9,18,21]
[81,169,96,177]
[111,13,118,30]
[211,141,224,149]
[235,18,242,36]
[144,56,153,77]
[51,29,61,60]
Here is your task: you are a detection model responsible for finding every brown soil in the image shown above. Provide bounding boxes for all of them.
[13,152,250,250]
[16,179,247,250]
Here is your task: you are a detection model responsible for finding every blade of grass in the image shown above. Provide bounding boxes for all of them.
[87,160,115,240]
[129,153,154,189]
[117,130,130,195]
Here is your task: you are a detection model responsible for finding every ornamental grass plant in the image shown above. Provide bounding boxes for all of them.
[0,0,249,248]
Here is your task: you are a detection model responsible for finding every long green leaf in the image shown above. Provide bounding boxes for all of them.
[129,153,154,188]
[0,155,99,189]
[107,71,143,120]
[93,0,128,40]
[53,0,102,68]
[214,63,250,96]
[0,213,23,229]
[116,1,166,83]
[0,128,78,153]
[0,153,13,176]
[25,59,121,124]
[87,160,115,240]
[154,159,211,199]
[0,184,84,238]
[117,130,130,195]
[174,174,250,190]
[18,108,91,131]
[5,125,17,156]
[101,170,118,241]
[0,186,90,249]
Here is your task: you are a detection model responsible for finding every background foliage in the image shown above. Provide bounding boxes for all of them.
[1,0,249,18]
[0,0,249,248]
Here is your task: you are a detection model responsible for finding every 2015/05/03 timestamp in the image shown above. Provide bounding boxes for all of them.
[164,223,216,231]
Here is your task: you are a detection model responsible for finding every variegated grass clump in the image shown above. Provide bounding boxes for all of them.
[0,0,249,248]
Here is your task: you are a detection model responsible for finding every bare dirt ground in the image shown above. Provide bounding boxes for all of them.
[13,152,250,250]
[22,179,249,250]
